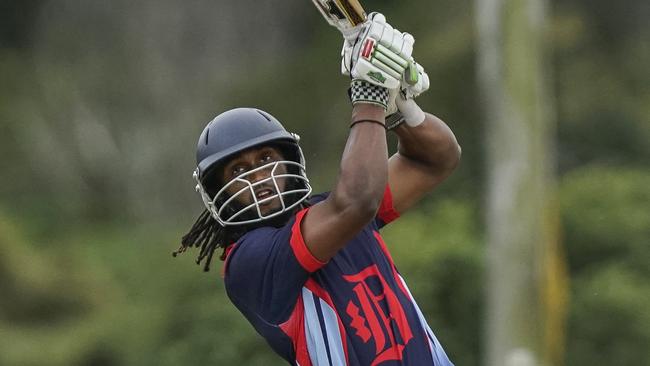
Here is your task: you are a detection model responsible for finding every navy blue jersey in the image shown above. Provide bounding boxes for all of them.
[224,186,453,366]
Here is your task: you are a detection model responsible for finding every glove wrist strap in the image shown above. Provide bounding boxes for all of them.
[349,79,389,110]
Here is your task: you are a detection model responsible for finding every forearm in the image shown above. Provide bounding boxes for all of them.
[393,112,461,176]
[332,104,388,217]
[298,103,389,262]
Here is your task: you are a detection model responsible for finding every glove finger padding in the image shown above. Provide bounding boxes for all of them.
[341,42,352,76]
[342,13,414,89]
[341,22,364,44]
[400,32,414,59]
[368,11,386,23]
[402,61,430,99]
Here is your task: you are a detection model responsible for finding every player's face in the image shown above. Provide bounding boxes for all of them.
[221,146,288,215]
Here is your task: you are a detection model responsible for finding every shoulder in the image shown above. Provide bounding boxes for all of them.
[228,224,294,268]
[223,212,318,323]
[240,225,283,242]
[223,224,295,303]
[225,193,332,279]
[223,209,305,281]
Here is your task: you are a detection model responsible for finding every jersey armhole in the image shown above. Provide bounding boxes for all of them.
[377,184,401,226]
[290,208,328,272]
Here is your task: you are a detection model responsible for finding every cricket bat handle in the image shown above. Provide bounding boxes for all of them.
[311,0,368,32]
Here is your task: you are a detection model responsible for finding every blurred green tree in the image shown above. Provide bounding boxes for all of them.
[561,166,650,366]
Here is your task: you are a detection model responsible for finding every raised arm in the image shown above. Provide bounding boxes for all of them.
[298,13,432,262]
[388,112,461,214]
[300,103,388,262]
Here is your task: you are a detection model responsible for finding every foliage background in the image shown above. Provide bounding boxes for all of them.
[0,0,648,365]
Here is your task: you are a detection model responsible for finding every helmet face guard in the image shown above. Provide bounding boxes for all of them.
[194,159,312,226]
[193,108,312,227]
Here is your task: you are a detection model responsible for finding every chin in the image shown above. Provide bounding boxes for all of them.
[259,200,283,216]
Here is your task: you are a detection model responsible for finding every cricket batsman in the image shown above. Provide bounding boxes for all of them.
[175,11,461,365]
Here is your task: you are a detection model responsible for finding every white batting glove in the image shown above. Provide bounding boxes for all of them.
[386,63,429,120]
[386,60,430,117]
[385,88,399,116]
[397,61,428,126]
[341,12,414,89]
[341,23,364,45]
[401,61,430,99]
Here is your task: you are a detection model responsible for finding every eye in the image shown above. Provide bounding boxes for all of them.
[260,154,274,163]
[231,165,247,177]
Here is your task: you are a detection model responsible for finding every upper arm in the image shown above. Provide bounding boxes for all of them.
[387,151,451,215]
[300,193,379,262]
[387,113,461,214]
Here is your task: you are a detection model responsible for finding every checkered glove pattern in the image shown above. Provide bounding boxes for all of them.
[349,79,389,110]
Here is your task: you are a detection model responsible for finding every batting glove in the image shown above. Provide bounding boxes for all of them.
[396,60,429,126]
[385,61,429,112]
[341,12,414,89]
[349,79,390,110]
[401,61,430,99]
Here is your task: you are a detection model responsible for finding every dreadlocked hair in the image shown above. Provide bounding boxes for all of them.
[173,209,244,272]
[175,160,312,272]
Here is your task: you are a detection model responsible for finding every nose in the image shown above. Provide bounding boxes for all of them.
[246,164,274,185]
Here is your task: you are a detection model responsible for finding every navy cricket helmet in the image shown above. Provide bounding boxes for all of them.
[193,108,312,226]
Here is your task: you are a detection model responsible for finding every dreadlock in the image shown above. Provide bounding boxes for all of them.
[173,209,244,272]
[175,190,312,272]
[175,141,310,272]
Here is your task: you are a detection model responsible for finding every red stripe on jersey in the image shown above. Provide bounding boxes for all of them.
[279,295,312,366]
[305,279,350,365]
[373,232,437,362]
[373,231,410,298]
[220,243,237,278]
[377,185,400,224]
[290,208,328,272]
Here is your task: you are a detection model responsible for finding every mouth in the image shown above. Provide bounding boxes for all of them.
[255,188,276,201]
